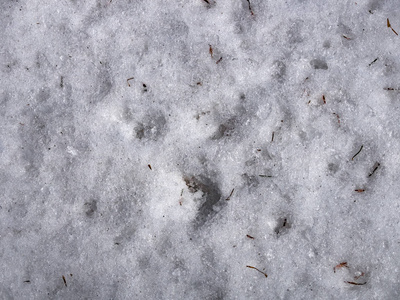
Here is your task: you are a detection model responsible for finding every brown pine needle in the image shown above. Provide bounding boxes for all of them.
[334,262,349,273]
[246,265,268,278]
[387,18,398,35]
[127,77,134,87]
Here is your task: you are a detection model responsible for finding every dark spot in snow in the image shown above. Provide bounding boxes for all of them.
[310,59,328,70]
[184,175,223,229]
[85,200,97,217]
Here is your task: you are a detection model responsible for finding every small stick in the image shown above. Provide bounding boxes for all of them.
[246,265,268,278]
[271,131,275,142]
[334,262,349,273]
[322,95,326,104]
[62,275,67,287]
[368,58,378,66]
[216,57,222,64]
[368,163,380,177]
[246,234,255,239]
[387,18,398,35]
[127,77,134,87]
[259,175,272,178]
[282,218,287,227]
[345,281,366,286]
[24,280,31,283]
[209,44,213,58]
[203,0,210,4]
[148,164,152,170]
[342,35,351,40]
[246,0,254,15]
[333,113,340,125]
[355,189,365,192]
[225,188,235,201]
[351,145,363,160]
[354,272,365,280]
[384,87,399,91]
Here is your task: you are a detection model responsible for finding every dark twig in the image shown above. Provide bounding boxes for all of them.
[368,58,378,66]
[368,163,380,177]
[345,281,366,286]
[352,145,363,160]
[246,0,254,15]
[333,113,340,125]
[226,188,235,201]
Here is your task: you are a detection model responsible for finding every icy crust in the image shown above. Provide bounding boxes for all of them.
[1,0,400,299]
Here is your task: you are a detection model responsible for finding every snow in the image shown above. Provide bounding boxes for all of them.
[1,0,400,299]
